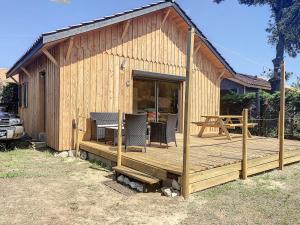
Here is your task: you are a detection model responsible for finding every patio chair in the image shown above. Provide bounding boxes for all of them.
[90,112,119,141]
[124,113,148,152]
[150,114,177,148]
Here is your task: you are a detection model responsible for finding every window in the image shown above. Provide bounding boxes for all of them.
[133,79,179,123]
[19,82,28,108]
[23,82,28,108]
[18,85,22,107]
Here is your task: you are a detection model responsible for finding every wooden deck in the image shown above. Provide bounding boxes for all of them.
[80,133,300,194]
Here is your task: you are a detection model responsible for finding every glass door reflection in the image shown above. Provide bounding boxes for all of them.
[133,79,179,123]
[133,80,156,122]
[158,81,179,122]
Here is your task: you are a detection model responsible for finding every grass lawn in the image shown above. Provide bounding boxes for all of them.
[0,145,300,225]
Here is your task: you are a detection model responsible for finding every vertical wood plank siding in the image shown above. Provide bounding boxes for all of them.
[20,10,221,151]
[19,46,60,150]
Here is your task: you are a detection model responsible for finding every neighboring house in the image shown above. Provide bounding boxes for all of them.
[6,0,235,151]
[221,73,271,95]
[0,68,18,89]
[221,73,271,118]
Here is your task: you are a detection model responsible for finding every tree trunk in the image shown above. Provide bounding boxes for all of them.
[271,0,285,91]
[271,34,285,91]
[273,33,285,79]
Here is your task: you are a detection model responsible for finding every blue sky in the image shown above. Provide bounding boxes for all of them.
[0,0,299,84]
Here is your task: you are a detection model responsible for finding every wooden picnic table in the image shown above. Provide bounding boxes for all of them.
[192,115,257,140]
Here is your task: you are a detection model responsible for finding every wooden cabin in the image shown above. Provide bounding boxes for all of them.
[7,0,235,151]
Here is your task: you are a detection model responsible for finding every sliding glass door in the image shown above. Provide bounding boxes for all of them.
[133,79,179,122]
[157,81,179,122]
[133,79,156,122]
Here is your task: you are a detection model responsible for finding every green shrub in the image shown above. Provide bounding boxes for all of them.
[0,83,18,114]
[221,89,300,138]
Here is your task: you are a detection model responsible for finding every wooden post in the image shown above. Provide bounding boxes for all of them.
[278,112,280,140]
[117,109,122,167]
[182,27,195,199]
[279,62,285,170]
[75,108,80,158]
[242,108,248,179]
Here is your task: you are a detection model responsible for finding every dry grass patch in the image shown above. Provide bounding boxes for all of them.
[0,146,300,225]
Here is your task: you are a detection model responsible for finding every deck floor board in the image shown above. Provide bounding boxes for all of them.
[80,133,300,193]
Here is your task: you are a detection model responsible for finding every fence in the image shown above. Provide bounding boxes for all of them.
[231,116,300,140]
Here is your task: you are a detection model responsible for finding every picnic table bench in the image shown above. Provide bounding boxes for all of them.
[192,115,257,140]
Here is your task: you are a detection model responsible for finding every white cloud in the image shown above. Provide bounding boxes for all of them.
[50,0,71,4]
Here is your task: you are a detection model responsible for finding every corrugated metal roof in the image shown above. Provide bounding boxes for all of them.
[7,0,235,77]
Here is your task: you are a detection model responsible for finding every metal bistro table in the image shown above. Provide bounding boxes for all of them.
[104,124,151,146]
[149,121,166,146]
[104,126,124,146]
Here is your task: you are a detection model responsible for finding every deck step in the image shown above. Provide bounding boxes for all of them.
[113,166,160,185]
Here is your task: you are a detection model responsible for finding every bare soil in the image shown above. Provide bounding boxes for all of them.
[0,147,300,225]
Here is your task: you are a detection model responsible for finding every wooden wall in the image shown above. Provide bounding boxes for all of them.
[17,9,224,151]
[19,47,60,150]
[58,10,221,151]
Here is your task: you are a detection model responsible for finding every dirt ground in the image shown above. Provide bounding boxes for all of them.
[0,146,300,225]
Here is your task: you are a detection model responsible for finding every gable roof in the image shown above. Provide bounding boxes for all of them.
[229,73,271,90]
[7,0,235,77]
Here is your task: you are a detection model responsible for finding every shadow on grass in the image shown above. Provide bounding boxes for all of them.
[0,139,32,152]
[88,159,113,172]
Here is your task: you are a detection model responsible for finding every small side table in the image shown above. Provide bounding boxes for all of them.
[104,126,124,146]
[149,122,166,146]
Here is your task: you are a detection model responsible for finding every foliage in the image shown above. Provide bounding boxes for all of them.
[291,76,300,89]
[266,0,300,58]
[0,83,18,114]
[263,70,293,81]
[221,89,300,138]
[214,0,300,87]
[220,91,256,115]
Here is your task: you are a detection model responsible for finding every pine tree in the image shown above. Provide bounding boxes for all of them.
[214,0,300,91]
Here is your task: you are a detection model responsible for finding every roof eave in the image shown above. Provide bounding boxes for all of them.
[43,1,173,44]
[7,38,44,78]
[7,0,236,78]
[172,3,236,76]
[41,1,236,76]
[7,1,173,77]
